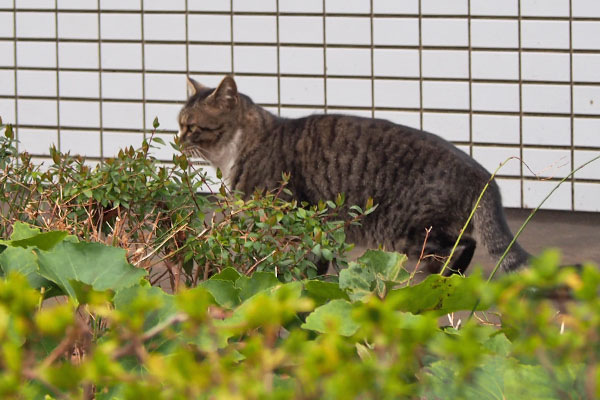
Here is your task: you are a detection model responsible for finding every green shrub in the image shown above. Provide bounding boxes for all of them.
[1,121,598,399]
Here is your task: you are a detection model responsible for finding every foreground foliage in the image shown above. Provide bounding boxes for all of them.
[0,226,598,399]
[1,120,599,399]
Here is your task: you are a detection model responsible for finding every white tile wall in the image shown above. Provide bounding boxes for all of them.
[145,103,181,131]
[189,0,230,12]
[61,130,101,157]
[373,110,421,129]
[472,83,520,113]
[17,70,56,97]
[471,20,519,49]
[233,76,278,104]
[472,115,521,144]
[101,72,143,100]
[521,21,570,49]
[327,78,372,107]
[524,180,571,210]
[574,118,600,147]
[58,0,97,10]
[522,148,571,178]
[18,128,57,155]
[423,112,469,142]
[523,116,571,146]
[0,99,16,123]
[0,42,14,67]
[232,0,275,12]
[188,45,231,72]
[234,46,277,73]
[521,0,570,17]
[18,99,57,126]
[15,0,53,9]
[472,146,522,176]
[102,102,143,130]
[573,86,600,115]
[100,0,140,10]
[422,18,468,46]
[100,14,141,40]
[280,77,324,106]
[373,49,420,78]
[279,0,322,13]
[574,150,600,180]
[280,47,323,75]
[373,18,419,46]
[422,50,468,79]
[374,80,420,108]
[188,15,231,42]
[471,0,518,16]
[144,14,186,41]
[233,15,277,43]
[0,3,598,211]
[16,12,55,38]
[0,70,14,96]
[17,42,56,68]
[58,13,98,39]
[573,54,600,82]
[101,43,142,70]
[495,179,521,208]
[144,0,185,11]
[573,22,600,50]
[0,12,13,38]
[471,51,519,80]
[522,84,571,114]
[145,73,186,101]
[102,132,144,158]
[326,0,369,14]
[574,183,600,212]
[573,0,600,17]
[422,0,468,15]
[521,52,570,82]
[59,101,100,128]
[144,44,186,71]
[326,17,371,45]
[422,81,469,110]
[373,0,418,14]
[326,48,371,76]
[279,16,323,44]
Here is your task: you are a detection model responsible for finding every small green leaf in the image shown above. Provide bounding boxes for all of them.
[152,117,160,128]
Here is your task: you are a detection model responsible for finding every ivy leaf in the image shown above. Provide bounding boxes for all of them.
[235,272,280,302]
[199,279,241,308]
[35,241,147,305]
[304,280,349,307]
[387,273,490,315]
[301,299,359,336]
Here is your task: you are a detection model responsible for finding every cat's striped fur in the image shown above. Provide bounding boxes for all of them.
[178,75,530,275]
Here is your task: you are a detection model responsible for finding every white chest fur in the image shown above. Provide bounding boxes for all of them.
[209,128,242,187]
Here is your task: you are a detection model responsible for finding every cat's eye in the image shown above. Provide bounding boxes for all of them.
[194,124,222,133]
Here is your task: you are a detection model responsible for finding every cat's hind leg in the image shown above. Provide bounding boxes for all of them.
[417,234,476,277]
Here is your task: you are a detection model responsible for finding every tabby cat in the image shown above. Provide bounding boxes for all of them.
[178,75,530,275]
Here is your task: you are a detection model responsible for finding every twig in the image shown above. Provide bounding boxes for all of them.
[246,250,277,275]
[409,226,432,285]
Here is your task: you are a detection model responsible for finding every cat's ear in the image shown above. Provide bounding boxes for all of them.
[186,76,206,98]
[209,75,239,110]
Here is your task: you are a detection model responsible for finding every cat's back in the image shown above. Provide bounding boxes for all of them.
[287,114,489,202]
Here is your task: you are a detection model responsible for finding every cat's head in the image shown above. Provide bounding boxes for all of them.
[178,75,242,159]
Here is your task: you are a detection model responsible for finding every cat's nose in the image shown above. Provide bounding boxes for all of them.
[177,128,187,142]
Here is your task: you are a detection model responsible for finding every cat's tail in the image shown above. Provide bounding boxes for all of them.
[472,181,531,272]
